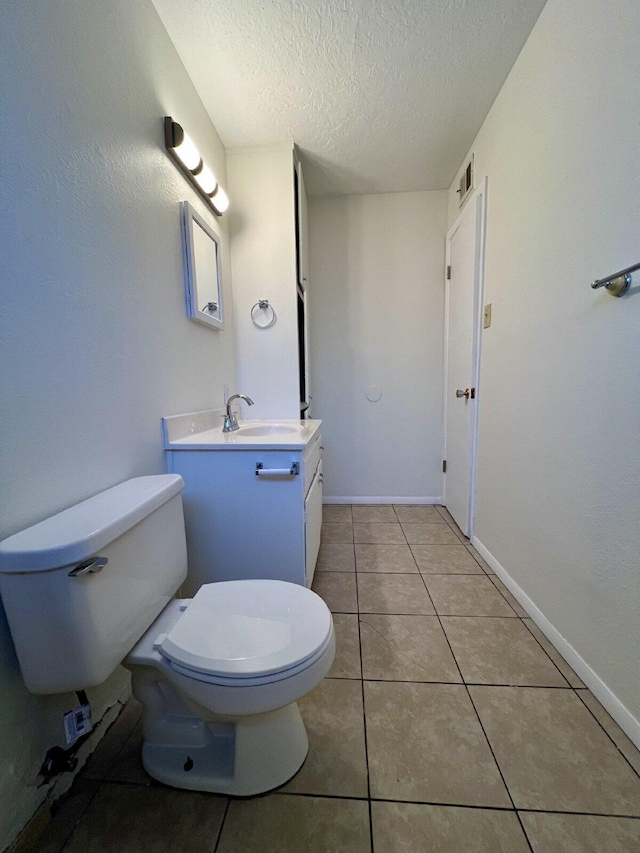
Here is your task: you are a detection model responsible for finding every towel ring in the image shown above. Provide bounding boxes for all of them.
[251,299,277,329]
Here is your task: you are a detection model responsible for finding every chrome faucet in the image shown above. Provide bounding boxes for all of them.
[222,394,254,432]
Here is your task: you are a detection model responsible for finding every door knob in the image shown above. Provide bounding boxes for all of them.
[456,389,471,399]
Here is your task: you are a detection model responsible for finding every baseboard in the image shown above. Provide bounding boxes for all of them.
[471,536,640,750]
[323,496,442,505]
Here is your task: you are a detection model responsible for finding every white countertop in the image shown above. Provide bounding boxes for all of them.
[162,409,322,450]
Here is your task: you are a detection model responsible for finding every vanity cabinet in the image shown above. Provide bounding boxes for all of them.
[166,433,323,595]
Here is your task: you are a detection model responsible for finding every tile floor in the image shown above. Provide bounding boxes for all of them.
[24,505,640,852]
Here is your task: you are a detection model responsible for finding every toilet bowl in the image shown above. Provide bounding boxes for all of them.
[126,580,335,795]
[0,474,334,797]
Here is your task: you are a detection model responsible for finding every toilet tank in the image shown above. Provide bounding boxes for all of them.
[0,475,187,694]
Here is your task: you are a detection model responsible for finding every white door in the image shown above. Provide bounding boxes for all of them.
[444,181,486,536]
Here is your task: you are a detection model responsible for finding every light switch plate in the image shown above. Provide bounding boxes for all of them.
[483,303,492,329]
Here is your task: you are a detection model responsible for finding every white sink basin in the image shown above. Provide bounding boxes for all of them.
[236,424,300,437]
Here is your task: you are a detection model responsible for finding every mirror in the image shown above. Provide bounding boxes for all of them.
[181,201,225,330]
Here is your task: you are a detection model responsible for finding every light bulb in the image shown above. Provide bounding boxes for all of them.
[174,132,201,171]
[211,186,229,213]
[194,165,218,195]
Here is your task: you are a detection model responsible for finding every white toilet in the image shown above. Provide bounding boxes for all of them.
[0,475,335,796]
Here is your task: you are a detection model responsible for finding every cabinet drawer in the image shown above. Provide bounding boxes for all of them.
[303,434,322,497]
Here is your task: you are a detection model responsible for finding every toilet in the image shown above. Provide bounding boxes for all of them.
[0,475,335,796]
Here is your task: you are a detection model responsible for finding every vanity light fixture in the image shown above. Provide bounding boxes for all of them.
[164,117,229,215]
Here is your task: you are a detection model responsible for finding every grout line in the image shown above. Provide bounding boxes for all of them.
[44,779,103,853]
[352,555,375,853]
[417,549,534,853]
[516,807,640,821]
[325,676,589,690]
[332,609,527,618]
[360,679,581,689]
[323,570,507,577]
[464,687,534,852]
[212,797,231,853]
[349,524,375,853]
[573,688,640,782]
[519,618,578,686]
[271,789,640,820]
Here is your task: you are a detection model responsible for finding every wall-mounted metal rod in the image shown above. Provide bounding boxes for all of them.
[591,261,640,297]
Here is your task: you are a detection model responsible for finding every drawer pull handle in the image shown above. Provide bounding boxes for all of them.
[255,463,299,477]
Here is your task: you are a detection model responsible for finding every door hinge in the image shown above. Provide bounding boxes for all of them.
[446,265,451,280]
[442,460,447,473]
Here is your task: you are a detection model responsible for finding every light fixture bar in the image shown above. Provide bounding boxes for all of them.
[164,117,229,216]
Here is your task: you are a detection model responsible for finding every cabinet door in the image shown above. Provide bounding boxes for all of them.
[304,462,323,587]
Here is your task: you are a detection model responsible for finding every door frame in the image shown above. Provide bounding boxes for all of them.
[442,176,488,536]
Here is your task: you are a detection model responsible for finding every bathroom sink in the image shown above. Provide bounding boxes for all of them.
[236,424,300,437]
[162,411,321,449]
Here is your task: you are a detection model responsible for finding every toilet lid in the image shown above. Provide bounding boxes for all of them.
[159,580,333,679]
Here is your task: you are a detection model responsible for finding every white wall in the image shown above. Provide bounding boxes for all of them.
[226,146,300,420]
[448,0,640,737]
[309,192,448,502]
[0,1,236,847]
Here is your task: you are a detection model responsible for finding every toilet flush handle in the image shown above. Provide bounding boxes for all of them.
[68,556,108,578]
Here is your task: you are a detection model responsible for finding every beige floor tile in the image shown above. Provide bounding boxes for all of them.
[364,681,510,806]
[316,543,355,572]
[104,721,151,785]
[357,573,434,614]
[353,522,406,543]
[522,619,585,687]
[311,571,357,613]
[218,795,370,853]
[372,802,530,853]
[60,784,227,853]
[469,686,640,814]
[489,576,528,617]
[393,505,447,523]
[441,617,569,686]
[520,811,640,853]
[411,544,484,574]
[25,780,100,853]
[424,576,517,616]
[81,698,142,780]
[321,522,353,544]
[401,523,459,545]
[467,545,494,573]
[448,521,471,544]
[355,543,418,573]
[352,504,396,522]
[322,504,352,523]
[328,614,361,679]
[360,615,461,682]
[578,690,640,776]
[436,505,456,524]
[282,679,368,797]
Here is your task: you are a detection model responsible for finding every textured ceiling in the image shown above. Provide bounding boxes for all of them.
[152,0,547,196]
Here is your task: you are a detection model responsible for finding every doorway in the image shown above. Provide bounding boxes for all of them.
[443,177,487,536]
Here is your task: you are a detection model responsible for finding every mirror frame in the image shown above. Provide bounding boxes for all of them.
[181,200,225,331]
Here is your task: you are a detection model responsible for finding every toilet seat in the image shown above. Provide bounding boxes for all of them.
[166,631,334,687]
[157,580,332,683]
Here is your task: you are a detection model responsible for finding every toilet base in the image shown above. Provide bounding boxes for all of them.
[140,701,309,796]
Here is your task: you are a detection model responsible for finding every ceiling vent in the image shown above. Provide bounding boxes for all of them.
[457,154,474,207]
